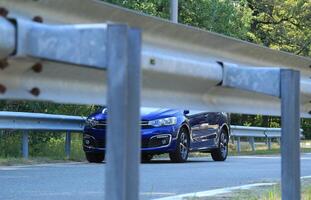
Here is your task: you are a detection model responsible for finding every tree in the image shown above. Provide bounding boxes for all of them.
[179,0,251,39]
[244,0,311,56]
[104,0,251,39]
[104,0,169,19]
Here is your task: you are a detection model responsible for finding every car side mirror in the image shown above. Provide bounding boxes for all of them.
[183,110,190,115]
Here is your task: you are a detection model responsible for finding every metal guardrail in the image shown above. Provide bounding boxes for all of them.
[0,1,309,199]
[0,111,304,158]
[0,111,85,131]
[0,0,310,117]
[230,125,304,153]
[0,112,85,159]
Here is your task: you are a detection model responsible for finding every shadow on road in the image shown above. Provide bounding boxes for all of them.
[91,158,214,165]
[142,159,213,164]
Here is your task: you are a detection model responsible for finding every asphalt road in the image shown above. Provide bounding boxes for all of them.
[2,154,311,200]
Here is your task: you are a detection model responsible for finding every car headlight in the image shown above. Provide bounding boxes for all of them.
[148,117,177,127]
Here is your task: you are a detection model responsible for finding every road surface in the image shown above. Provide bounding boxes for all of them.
[1,154,311,199]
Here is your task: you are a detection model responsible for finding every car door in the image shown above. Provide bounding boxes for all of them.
[190,112,220,149]
[188,112,208,149]
[202,112,220,147]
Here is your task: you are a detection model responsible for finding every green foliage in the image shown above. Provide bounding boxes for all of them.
[230,114,311,139]
[104,0,252,39]
[0,131,21,157]
[244,0,311,56]
[104,0,169,18]
[179,0,251,39]
[104,0,310,55]
[302,119,311,139]
[0,100,100,116]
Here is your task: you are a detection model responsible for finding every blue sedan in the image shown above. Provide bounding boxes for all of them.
[83,107,230,163]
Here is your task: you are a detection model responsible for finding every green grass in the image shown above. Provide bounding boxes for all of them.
[229,147,311,156]
[232,178,311,200]
[183,178,311,200]
[228,140,311,156]
[0,157,80,166]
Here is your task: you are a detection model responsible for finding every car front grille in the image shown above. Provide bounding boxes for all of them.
[91,120,152,129]
[85,136,169,149]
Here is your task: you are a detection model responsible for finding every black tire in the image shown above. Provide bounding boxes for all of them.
[85,152,105,163]
[141,153,153,163]
[211,129,228,161]
[169,127,190,163]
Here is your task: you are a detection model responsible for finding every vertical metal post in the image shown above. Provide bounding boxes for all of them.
[281,69,300,200]
[170,0,178,23]
[106,24,141,200]
[22,131,29,159]
[231,136,234,144]
[65,131,71,159]
[237,137,241,153]
[267,138,272,150]
[249,137,255,151]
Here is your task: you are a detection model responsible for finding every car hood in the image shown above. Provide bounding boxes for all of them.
[87,108,181,121]
[140,108,181,121]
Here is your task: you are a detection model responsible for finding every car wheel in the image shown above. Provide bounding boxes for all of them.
[169,128,189,163]
[85,152,105,163]
[211,129,228,161]
[141,153,153,163]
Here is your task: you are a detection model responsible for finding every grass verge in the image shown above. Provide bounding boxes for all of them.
[0,157,82,166]
[183,178,311,200]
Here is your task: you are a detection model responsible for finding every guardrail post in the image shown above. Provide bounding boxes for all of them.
[106,24,141,200]
[65,131,71,159]
[280,69,300,200]
[236,137,241,153]
[267,138,272,150]
[249,137,255,151]
[170,0,178,23]
[22,131,29,159]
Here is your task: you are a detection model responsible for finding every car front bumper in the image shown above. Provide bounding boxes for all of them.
[83,125,179,154]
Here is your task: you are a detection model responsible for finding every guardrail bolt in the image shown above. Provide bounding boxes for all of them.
[33,16,43,23]
[32,63,42,73]
[0,7,8,17]
[0,84,6,94]
[0,59,8,70]
[30,87,40,96]
[149,58,156,65]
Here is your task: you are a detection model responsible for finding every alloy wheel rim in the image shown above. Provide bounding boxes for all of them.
[179,132,188,159]
[220,132,228,157]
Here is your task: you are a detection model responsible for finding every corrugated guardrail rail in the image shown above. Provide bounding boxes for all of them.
[0,1,310,199]
[0,111,85,159]
[0,1,310,116]
[230,125,304,153]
